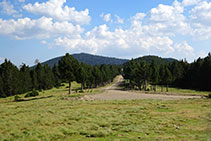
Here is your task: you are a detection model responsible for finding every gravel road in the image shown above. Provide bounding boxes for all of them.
[82,76,202,101]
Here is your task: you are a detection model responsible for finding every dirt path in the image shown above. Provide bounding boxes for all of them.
[82,76,202,101]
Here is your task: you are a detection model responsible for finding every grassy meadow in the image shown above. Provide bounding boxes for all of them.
[0,82,210,140]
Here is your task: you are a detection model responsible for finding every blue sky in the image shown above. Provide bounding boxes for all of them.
[0,0,211,66]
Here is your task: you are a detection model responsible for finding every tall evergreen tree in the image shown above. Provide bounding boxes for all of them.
[164,66,172,92]
[43,64,55,90]
[0,60,19,96]
[19,64,32,93]
[58,53,79,94]
[77,62,88,90]
[30,69,38,90]
[52,64,61,87]
[0,75,6,97]
[35,63,45,90]
[159,64,166,92]
[149,61,159,91]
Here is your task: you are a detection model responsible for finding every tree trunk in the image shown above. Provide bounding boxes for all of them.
[81,83,84,90]
[161,86,163,92]
[69,81,71,94]
[138,82,141,90]
[144,80,147,91]
[166,84,168,92]
[154,85,156,92]
[150,85,153,91]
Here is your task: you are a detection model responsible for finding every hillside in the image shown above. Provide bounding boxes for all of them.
[134,55,176,65]
[38,53,177,68]
[41,53,129,67]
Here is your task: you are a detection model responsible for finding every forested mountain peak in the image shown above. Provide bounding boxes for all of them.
[134,55,177,65]
[41,53,129,67]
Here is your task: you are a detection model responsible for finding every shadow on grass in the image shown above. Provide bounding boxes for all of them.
[15,95,54,102]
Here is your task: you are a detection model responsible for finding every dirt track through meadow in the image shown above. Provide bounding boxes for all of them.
[82,76,202,101]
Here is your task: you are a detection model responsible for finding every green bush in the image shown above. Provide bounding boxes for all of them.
[14,95,21,102]
[208,93,211,99]
[24,90,39,98]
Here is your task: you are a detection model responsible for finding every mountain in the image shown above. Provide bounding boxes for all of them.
[41,53,129,67]
[134,55,177,65]
[37,53,176,68]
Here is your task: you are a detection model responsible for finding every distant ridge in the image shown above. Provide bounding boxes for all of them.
[41,53,129,67]
[134,55,176,65]
[35,53,177,68]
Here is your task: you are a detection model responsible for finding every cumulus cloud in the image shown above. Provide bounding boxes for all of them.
[23,0,91,25]
[0,0,21,17]
[132,13,146,21]
[115,15,124,24]
[1,0,211,61]
[189,1,211,40]
[100,13,112,23]
[190,1,211,25]
[0,16,83,40]
[182,0,201,6]
[54,23,175,57]
[149,1,192,35]
[174,41,194,56]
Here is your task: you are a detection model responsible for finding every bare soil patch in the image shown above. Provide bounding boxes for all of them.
[81,76,202,101]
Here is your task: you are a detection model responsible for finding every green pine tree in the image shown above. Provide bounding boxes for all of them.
[58,53,79,94]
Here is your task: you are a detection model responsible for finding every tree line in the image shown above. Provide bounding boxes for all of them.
[123,53,211,92]
[0,53,119,98]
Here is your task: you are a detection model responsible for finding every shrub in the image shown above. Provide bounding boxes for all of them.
[208,93,211,99]
[14,95,21,102]
[25,90,39,98]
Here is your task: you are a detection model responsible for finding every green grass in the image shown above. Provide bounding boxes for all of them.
[154,85,210,96]
[130,84,210,97]
[0,81,210,140]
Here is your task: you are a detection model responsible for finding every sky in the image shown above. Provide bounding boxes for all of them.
[0,0,211,66]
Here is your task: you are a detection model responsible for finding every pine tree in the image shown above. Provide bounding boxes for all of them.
[35,63,45,90]
[30,69,38,90]
[150,61,159,91]
[159,64,166,92]
[19,64,32,93]
[164,66,172,92]
[0,75,6,97]
[58,53,79,94]
[52,64,61,87]
[0,59,20,96]
[43,64,55,90]
[77,62,88,90]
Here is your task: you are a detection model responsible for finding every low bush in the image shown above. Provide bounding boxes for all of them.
[14,95,22,102]
[208,93,211,99]
[25,90,39,98]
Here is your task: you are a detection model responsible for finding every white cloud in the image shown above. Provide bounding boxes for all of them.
[1,0,210,61]
[0,16,83,40]
[54,23,175,57]
[190,1,211,25]
[150,1,184,22]
[115,15,124,24]
[174,41,194,56]
[100,13,112,23]
[23,0,91,25]
[189,1,211,40]
[148,1,192,36]
[182,0,201,6]
[132,13,146,21]
[0,0,21,17]
[41,40,47,44]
